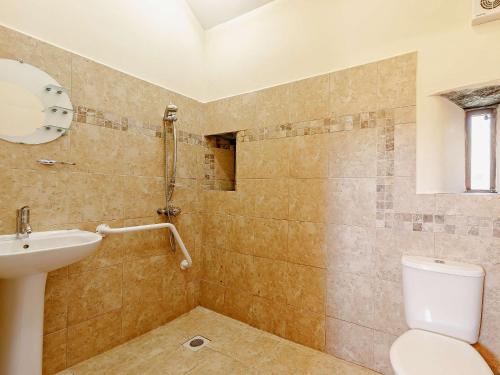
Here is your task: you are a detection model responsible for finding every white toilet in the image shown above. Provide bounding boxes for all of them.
[390,256,493,375]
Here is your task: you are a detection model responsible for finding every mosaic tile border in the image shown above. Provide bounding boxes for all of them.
[236,110,380,143]
[74,105,205,146]
[379,211,500,238]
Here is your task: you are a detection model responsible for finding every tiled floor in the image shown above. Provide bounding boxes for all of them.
[58,307,381,375]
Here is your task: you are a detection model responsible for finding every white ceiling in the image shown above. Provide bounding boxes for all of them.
[185,0,274,29]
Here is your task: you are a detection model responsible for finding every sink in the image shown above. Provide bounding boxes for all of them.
[0,230,102,375]
[0,229,102,278]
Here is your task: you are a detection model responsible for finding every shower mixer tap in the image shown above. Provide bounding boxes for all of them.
[157,206,182,217]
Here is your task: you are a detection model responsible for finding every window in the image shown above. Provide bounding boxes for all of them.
[465,108,497,192]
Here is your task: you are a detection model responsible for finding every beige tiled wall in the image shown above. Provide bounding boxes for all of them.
[201,53,499,374]
[0,26,204,375]
[1,25,499,375]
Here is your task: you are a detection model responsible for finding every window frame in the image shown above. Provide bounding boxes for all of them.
[465,107,497,193]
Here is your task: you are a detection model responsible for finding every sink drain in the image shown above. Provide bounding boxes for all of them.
[183,336,210,352]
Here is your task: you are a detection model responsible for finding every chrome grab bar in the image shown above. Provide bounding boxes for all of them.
[96,223,192,270]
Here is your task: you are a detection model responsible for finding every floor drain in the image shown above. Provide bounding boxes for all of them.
[189,338,204,347]
[183,336,210,352]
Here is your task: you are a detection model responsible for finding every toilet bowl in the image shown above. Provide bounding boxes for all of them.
[390,256,493,375]
[390,329,493,375]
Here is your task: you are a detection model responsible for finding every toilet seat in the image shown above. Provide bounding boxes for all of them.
[390,329,493,375]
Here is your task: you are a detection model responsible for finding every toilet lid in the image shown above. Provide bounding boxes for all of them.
[390,330,493,375]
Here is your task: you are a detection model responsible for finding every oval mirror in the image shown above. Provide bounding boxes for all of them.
[0,59,73,144]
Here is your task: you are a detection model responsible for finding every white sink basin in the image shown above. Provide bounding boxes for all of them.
[0,229,102,375]
[0,229,102,278]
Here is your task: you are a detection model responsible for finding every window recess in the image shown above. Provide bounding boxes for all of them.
[465,107,497,192]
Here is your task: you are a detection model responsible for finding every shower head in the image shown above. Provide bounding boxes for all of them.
[164,104,178,122]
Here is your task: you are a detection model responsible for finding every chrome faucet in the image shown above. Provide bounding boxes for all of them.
[16,206,32,239]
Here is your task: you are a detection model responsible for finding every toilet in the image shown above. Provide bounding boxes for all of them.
[390,256,493,375]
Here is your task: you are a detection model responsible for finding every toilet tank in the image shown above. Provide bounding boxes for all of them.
[402,256,485,344]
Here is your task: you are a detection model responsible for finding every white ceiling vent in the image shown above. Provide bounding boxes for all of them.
[472,0,500,25]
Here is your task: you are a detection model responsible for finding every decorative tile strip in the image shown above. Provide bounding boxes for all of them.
[384,212,498,238]
[375,109,395,228]
[236,111,380,143]
[203,153,215,190]
[177,130,206,147]
[73,105,206,145]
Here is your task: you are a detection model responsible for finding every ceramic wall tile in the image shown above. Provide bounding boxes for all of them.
[255,84,290,128]
[434,233,499,265]
[253,256,288,304]
[72,56,153,124]
[223,288,254,324]
[123,256,168,305]
[68,220,125,274]
[330,62,379,116]
[374,229,435,282]
[327,224,375,277]
[287,221,326,268]
[327,178,376,226]
[44,274,68,334]
[69,123,126,175]
[373,331,397,375]
[121,217,169,260]
[373,279,407,336]
[66,172,125,223]
[238,139,289,179]
[202,246,226,285]
[435,193,500,217]
[377,53,417,109]
[394,124,416,177]
[67,265,123,325]
[122,176,163,219]
[202,213,229,249]
[286,263,326,314]
[0,25,72,88]
[121,300,169,341]
[329,128,377,178]
[326,317,374,368]
[249,296,287,337]
[289,75,329,123]
[393,106,416,125]
[253,218,288,261]
[253,178,289,220]
[289,134,329,178]
[206,92,256,134]
[42,330,67,375]
[0,169,70,229]
[227,215,255,255]
[288,178,328,222]
[121,131,164,177]
[223,251,256,294]
[326,271,374,327]
[66,309,122,366]
[392,176,435,214]
[199,280,225,313]
[284,306,326,351]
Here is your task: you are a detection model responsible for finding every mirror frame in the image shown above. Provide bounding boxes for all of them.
[0,58,73,144]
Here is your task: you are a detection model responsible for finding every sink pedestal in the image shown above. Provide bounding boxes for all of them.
[0,229,103,375]
[0,273,47,375]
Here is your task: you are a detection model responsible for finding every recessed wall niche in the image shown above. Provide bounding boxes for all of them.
[204,132,236,191]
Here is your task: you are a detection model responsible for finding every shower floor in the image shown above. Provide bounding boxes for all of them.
[57,307,380,375]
